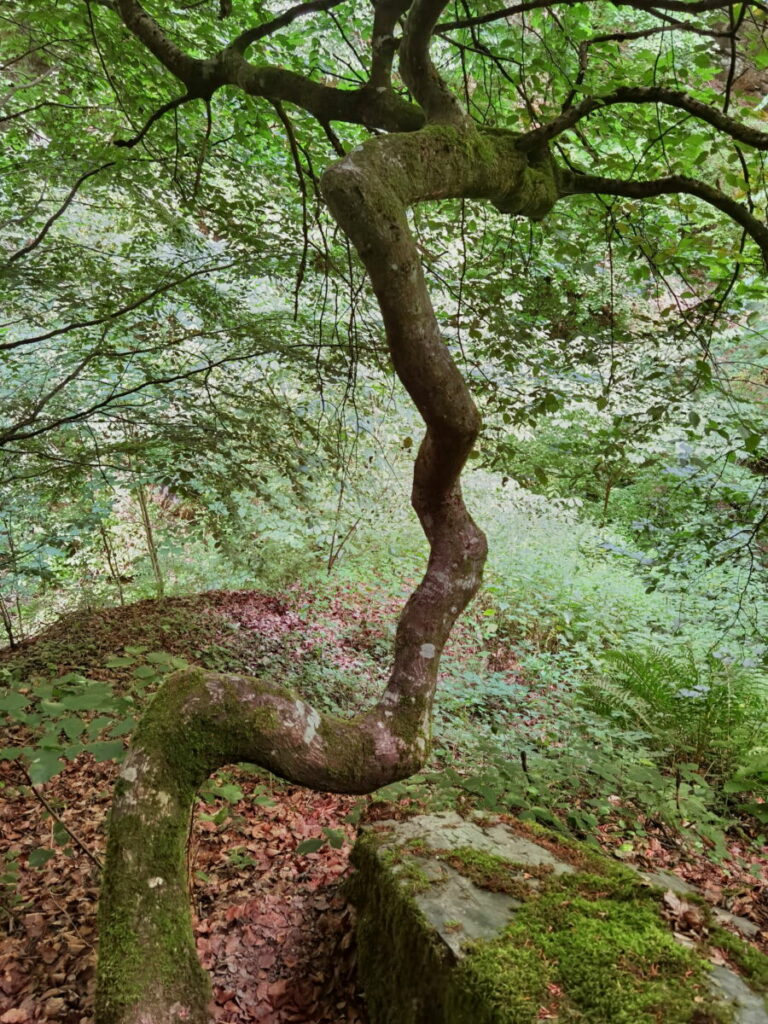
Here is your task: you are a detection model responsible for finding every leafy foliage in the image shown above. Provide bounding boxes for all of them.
[580,647,768,775]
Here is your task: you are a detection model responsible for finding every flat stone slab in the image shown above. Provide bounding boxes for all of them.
[348,812,768,1024]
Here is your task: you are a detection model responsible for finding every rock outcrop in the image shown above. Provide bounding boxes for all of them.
[348,811,768,1024]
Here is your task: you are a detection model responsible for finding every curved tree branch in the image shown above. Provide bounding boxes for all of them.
[438,0,768,32]
[114,0,424,130]
[517,85,768,152]
[228,0,349,55]
[2,260,237,353]
[5,161,116,263]
[115,0,206,90]
[400,0,467,124]
[369,0,411,90]
[216,55,425,130]
[113,93,194,148]
[561,169,768,264]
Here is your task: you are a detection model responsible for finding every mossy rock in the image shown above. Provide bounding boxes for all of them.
[347,812,768,1024]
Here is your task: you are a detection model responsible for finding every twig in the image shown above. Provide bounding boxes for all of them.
[16,761,103,871]
[6,162,116,263]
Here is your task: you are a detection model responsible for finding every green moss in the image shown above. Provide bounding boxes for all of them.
[316,714,380,784]
[457,889,733,1023]
[388,693,429,749]
[710,925,768,993]
[439,846,552,899]
[96,813,210,1024]
[433,845,728,1020]
[508,817,630,879]
[349,834,453,1023]
[395,858,434,895]
[350,823,759,1024]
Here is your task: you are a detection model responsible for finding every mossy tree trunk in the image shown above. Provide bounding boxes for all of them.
[97,4,565,1024]
[96,120,562,1024]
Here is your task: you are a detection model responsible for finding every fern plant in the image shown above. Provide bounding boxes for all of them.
[578,646,768,778]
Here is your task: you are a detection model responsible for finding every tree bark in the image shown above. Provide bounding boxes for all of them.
[95,124,560,1024]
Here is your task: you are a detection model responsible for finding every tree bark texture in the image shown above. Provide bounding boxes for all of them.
[95,124,560,1024]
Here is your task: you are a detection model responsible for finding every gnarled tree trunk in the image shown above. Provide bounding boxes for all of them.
[95,122,560,1024]
[95,0,565,1017]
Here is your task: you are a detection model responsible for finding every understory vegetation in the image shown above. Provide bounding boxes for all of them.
[2,429,767,869]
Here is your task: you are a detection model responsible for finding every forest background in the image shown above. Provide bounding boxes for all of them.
[1,0,768,1021]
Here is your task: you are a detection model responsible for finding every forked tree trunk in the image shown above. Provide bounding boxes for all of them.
[95,124,559,1024]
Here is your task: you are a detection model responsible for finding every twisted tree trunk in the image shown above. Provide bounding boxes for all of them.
[95,123,559,1024]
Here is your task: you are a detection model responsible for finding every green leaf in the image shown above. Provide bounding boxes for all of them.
[0,692,30,715]
[743,433,761,454]
[58,717,85,742]
[295,837,324,855]
[145,652,172,664]
[0,747,24,761]
[322,827,345,849]
[85,740,126,762]
[28,848,56,868]
[52,820,70,847]
[104,656,135,668]
[216,783,244,803]
[60,683,115,711]
[28,751,64,784]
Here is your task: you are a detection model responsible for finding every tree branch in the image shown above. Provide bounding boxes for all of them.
[113,93,194,147]
[228,0,349,55]
[115,0,207,91]
[400,0,466,124]
[5,162,116,263]
[216,55,425,130]
[369,0,411,90]
[517,85,768,152]
[561,169,768,265]
[17,761,103,871]
[438,0,768,32]
[112,0,424,130]
[2,260,237,353]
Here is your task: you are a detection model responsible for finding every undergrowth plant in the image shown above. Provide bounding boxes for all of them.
[579,646,768,778]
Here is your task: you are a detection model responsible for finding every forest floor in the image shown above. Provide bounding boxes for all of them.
[0,588,766,1023]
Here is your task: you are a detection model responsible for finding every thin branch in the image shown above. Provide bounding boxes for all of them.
[322,121,346,156]
[562,169,768,264]
[723,1,747,114]
[17,761,103,871]
[113,93,194,147]
[191,97,213,198]
[559,23,730,110]
[438,0,768,32]
[228,0,349,55]
[517,85,768,152]
[270,101,309,315]
[0,102,101,126]
[0,345,279,446]
[5,162,116,264]
[2,260,236,353]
